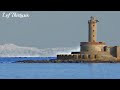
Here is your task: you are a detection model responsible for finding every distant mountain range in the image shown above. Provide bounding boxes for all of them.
[0,44,79,57]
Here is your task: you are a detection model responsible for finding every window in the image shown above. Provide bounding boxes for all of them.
[93,25,95,26]
[93,35,94,37]
[93,30,94,32]
[88,55,90,58]
[95,55,97,58]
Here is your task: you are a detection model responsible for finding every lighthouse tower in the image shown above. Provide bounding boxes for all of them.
[80,16,106,52]
[88,16,99,42]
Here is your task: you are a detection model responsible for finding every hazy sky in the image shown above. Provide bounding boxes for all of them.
[0,11,120,49]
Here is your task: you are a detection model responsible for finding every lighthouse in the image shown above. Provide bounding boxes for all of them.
[80,16,106,52]
[88,16,99,42]
[57,16,120,61]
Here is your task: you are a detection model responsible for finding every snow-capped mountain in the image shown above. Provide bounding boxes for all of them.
[0,44,79,57]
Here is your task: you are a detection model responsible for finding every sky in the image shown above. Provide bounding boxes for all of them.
[0,11,120,49]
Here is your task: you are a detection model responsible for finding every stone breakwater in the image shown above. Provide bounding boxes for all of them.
[14,53,120,63]
[15,59,120,63]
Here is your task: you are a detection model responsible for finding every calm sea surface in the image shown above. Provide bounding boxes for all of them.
[0,63,120,79]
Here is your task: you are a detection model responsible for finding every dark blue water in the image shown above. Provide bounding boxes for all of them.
[0,57,120,79]
[0,57,57,63]
[0,63,120,79]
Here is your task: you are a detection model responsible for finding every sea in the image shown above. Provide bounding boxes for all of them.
[0,57,120,79]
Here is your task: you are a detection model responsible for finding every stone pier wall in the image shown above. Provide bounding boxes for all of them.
[57,54,101,60]
[57,53,117,61]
